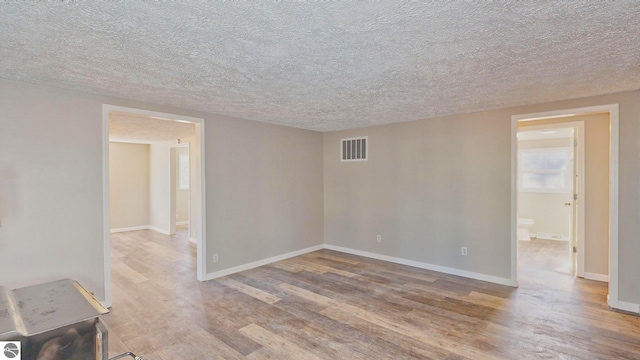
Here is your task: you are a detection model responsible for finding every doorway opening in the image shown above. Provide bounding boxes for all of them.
[516,122,583,281]
[102,105,206,307]
[511,104,621,310]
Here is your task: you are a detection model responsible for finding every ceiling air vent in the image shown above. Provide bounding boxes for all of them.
[341,136,368,162]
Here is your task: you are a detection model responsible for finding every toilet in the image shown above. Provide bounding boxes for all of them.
[517,218,535,241]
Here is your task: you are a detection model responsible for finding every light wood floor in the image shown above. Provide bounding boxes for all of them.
[104,229,640,359]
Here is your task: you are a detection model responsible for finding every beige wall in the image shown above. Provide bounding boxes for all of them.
[0,80,106,300]
[206,116,325,271]
[324,90,640,304]
[517,137,573,239]
[520,113,610,276]
[0,78,324,303]
[0,77,637,307]
[109,142,150,229]
[176,147,189,224]
[325,113,513,280]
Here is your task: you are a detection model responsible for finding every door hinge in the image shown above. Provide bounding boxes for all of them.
[574,140,578,147]
[574,193,578,200]
[573,246,577,253]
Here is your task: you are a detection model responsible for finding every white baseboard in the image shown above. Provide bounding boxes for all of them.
[608,296,640,314]
[110,225,149,233]
[203,244,324,281]
[534,232,569,241]
[148,226,170,235]
[176,221,189,226]
[584,272,609,283]
[324,244,516,287]
[189,237,198,244]
[110,225,174,235]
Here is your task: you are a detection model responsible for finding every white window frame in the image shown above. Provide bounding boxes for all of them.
[518,147,572,194]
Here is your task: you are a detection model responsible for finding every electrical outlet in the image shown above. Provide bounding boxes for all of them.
[461,247,468,256]
[377,235,382,243]
[213,253,219,263]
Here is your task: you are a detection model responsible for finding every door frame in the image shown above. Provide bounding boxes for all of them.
[102,105,207,308]
[516,121,585,276]
[510,104,620,310]
[169,143,190,236]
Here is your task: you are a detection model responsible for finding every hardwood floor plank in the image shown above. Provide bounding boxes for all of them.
[303,251,361,265]
[277,283,336,307]
[217,277,282,305]
[112,262,149,284]
[181,330,246,360]
[106,230,640,359]
[239,324,323,360]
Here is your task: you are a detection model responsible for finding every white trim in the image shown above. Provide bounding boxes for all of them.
[584,272,609,283]
[110,226,149,233]
[510,119,519,286]
[203,245,324,281]
[574,121,586,278]
[511,104,620,311]
[102,104,207,308]
[189,237,197,244]
[608,297,640,314]
[110,225,192,233]
[169,146,177,236]
[324,245,516,286]
[608,105,620,311]
[109,138,179,145]
[148,225,171,235]
[196,121,207,282]
[511,105,615,122]
[203,243,518,287]
[176,221,189,226]
[101,108,111,308]
[533,233,569,241]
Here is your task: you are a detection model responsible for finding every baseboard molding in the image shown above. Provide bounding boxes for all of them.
[110,225,174,235]
[608,296,640,314]
[189,237,197,244]
[584,272,609,283]
[176,221,189,226]
[203,244,324,281]
[533,232,569,241]
[110,225,149,233]
[324,244,516,287]
[148,226,171,235]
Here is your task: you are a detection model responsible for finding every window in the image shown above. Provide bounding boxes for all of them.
[341,136,368,161]
[518,147,572,193]
[179,153,189,190]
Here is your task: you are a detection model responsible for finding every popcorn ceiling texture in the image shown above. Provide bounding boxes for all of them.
[1,2,639,132]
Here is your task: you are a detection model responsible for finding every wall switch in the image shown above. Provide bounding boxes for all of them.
[461,247,468,256]
[213,253,219,263]
[377,235,382,243]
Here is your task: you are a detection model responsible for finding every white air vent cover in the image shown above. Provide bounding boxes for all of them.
[341,137,368,162]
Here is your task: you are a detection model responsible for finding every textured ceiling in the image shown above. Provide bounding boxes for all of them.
[109,111,195,144]
[1,2,639,132]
